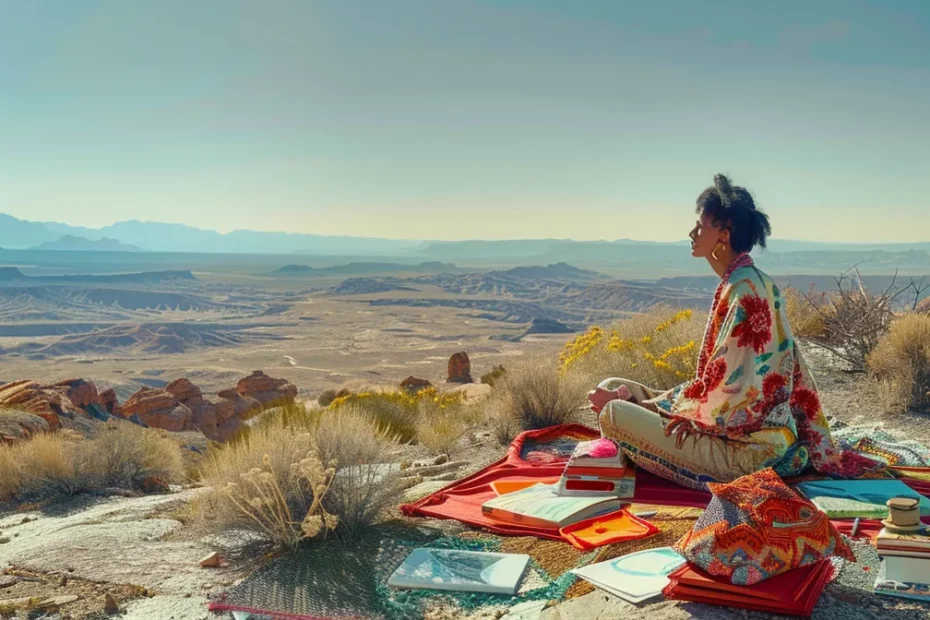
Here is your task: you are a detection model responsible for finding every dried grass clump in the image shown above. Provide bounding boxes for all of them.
[313,407,402,540]
[561,308,706,390]
[89,423,185,489]
[198,417,336,549]
[868,313,930,412]
[784,286,828,340]
[416,406,469,458]
[488,358,589,444]
[0,422,185,502]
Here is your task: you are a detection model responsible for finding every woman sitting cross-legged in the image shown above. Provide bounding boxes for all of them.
[592,174,883,490]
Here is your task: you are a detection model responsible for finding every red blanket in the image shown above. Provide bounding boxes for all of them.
[401,425,711,540]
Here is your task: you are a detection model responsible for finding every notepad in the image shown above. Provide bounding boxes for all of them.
[570,547,686,604]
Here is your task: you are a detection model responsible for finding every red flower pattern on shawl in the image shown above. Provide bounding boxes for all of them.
[732,294,772,354]
[791,387,821,421]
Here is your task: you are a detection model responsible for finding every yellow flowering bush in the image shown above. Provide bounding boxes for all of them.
[329,387,463,442]
[561,308,705,390]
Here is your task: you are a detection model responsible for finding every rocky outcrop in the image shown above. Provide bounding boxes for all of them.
[99,388,121,415]
[166,378,218,439]
[215,389,261,422]
[447,352,473,384]
[54,378,101,409]
[0,371,297,443]
[0,380,80,430]
[236,371,298,408]
[400,376,432,394]
[121,387,193,433]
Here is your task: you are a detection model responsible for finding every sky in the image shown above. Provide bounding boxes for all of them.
[0,0,928,242]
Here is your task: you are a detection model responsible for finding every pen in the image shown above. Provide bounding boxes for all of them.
[851,517,860,537]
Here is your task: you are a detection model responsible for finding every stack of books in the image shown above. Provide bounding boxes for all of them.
[663,560,834,616]
[481,482,626,529]
[557,438,635,498]
[874,527,930,602]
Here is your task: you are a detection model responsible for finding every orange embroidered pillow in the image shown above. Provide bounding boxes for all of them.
[674,469,853,585]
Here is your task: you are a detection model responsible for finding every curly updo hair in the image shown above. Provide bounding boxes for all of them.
[696,174,771,253]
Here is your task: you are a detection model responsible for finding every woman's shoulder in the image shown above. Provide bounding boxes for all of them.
[726,263,769,297]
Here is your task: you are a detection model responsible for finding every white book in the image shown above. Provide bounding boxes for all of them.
[570,547,686,604]
[882,555,930,585]
[388,548,530,595]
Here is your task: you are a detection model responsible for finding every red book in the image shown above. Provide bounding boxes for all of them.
[663,560,834,617]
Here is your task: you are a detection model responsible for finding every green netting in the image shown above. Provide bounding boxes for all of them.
[211,523,596,619]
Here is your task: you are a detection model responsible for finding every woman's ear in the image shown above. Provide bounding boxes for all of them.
[719,227,731,247]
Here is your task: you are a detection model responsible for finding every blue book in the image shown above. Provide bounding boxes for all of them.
[388,548,530,595]
[795,479,930,518]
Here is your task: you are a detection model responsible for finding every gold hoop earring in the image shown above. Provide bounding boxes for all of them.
[711,242,724,261]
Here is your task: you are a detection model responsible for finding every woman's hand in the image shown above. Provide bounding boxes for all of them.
[588,385,633,414]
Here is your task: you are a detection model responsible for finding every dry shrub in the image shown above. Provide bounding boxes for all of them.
[313,407,402,540]
[868,313,930,412]
[255,401,324,432]
[416,408,468,457]
[0,422,186,502]
[13,433,94,500]
[328,388,462,443]
[489,357,589,444]
[784,286,828,339]
[561,308,706,391]
[198,418,336,549]
[0,449,19,501]
[480,365,507,386]
[89,423,185,489]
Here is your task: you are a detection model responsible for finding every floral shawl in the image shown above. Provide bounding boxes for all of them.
[667,262,882,478]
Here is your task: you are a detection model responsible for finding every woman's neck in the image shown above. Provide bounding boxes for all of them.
[708,249,737,279]
[710,250,752,281]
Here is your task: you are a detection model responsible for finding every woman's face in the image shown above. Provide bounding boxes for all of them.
[689,213,725,258]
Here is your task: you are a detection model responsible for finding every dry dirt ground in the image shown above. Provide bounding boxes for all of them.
[0,293,568,401]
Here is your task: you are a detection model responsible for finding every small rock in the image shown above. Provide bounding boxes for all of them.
[104,592,119,615]
[199,551,223,568]
[0,575,19,588]
[59,576,68,587]
[432,454,449,465]
[140,475,170,494]
[0,537,10,544]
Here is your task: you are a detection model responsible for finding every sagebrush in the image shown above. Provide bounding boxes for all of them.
[868,313,930,412]
[489,358,589,444]
[198,417,336,549]
[0,422,185,502]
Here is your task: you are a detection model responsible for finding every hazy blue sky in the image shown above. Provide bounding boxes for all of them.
[1,0,928,242]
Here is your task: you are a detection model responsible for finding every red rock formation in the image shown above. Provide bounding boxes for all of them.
[166,378,218,439]
[0,380,72,430]
[236,371,297,408]
[215,388,261,423]
[53,379,100,409]
[400,376,433,394]
[447,352,473,384]
[99,388,122,415]
[121,387,193,433]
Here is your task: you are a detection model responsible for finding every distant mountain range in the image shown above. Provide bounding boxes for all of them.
[30,235,145,252]
[0,213,423,255]
[1,213,930,275]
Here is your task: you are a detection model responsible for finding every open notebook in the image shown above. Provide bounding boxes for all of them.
[481,483,626,529]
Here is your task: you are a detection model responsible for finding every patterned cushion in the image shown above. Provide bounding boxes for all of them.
[673,468,854,585]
